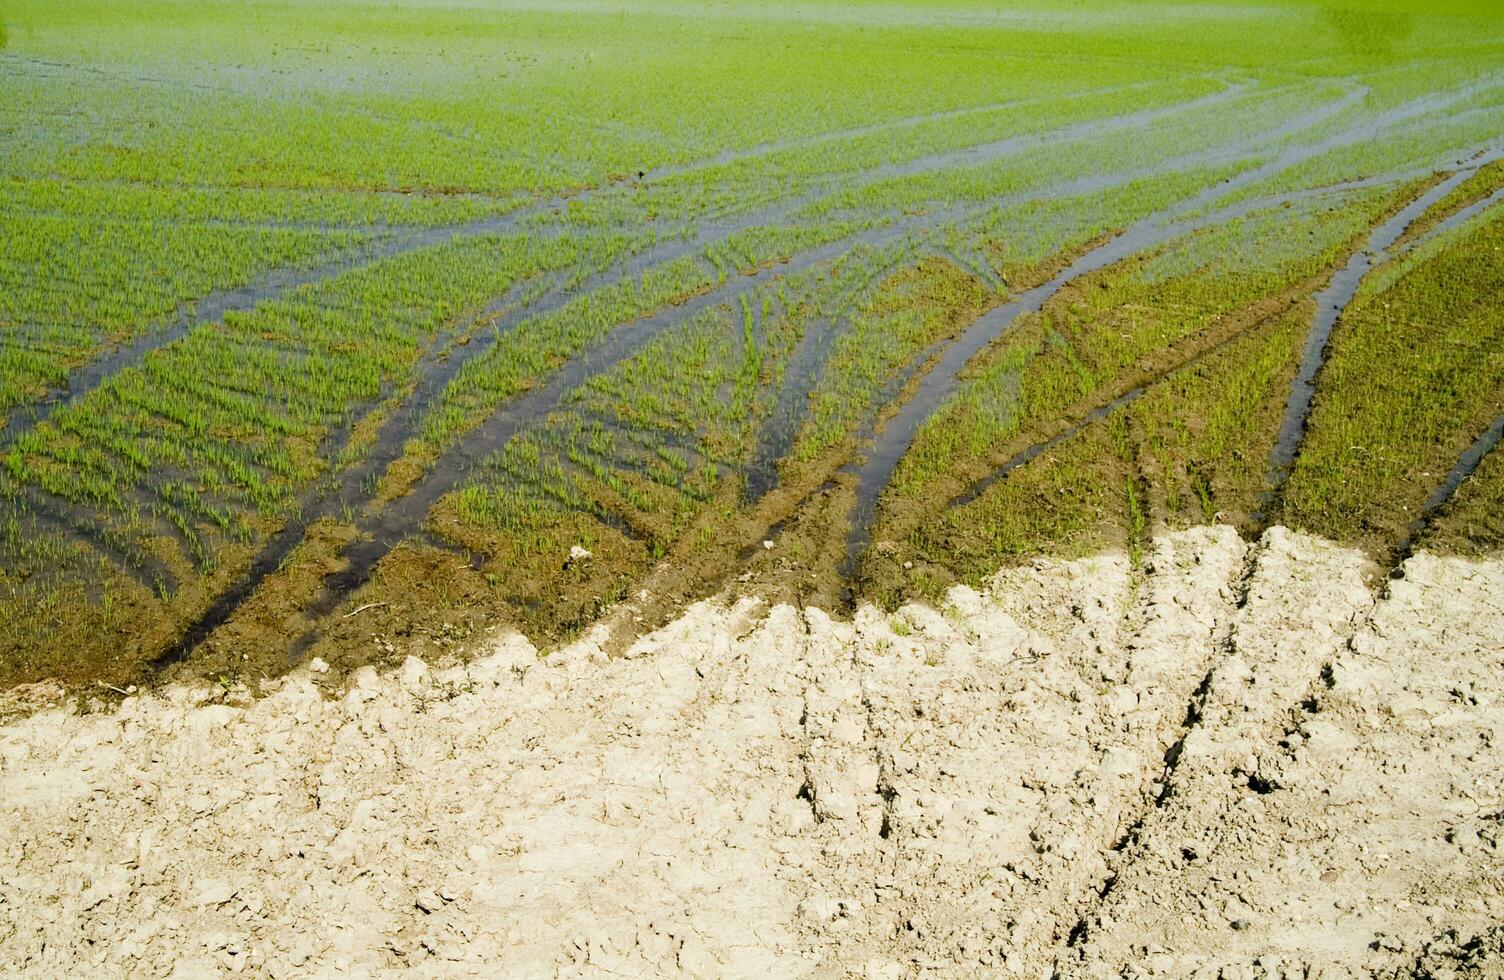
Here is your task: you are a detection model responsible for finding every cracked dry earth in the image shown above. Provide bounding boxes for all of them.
[1,525,1502,978]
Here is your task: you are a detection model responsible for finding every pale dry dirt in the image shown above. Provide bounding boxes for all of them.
[1,525,1501,978]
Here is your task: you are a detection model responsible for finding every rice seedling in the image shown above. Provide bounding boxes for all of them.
[3,0,1503,687]
[1281,202,1504,550]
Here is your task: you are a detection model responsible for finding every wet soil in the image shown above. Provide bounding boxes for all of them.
[8,120,1504,700]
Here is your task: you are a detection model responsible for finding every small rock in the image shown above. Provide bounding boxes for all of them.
[287,938,315,967]
[415,890,444,914]
[190,880,236,908]
[814,790,857,823]
[399,656,429,687]
[762,540,774,550]
[569,545,592,562]
[1100,747,1137,778]
[350,666,382,691]
[801,893,840,926]
[308,658,330,675]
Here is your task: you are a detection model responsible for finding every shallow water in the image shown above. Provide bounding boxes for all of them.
[839,101,1504,573]
[1265,146,1504,490]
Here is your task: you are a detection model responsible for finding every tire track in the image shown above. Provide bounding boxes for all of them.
[1395,183,1504,257]
[1392,407,1504,561]
[154,80,1324,662]
[161,232,881,662]
[2,77,1260,446]
[743,241,924,502]
[1053,526,1375,971]
[938,181,1436,517]
[641,75,1203,181]
[951,389,1149,512]
[1264,145,1504,495]
[840,87,1504,572]
[1055,508,1504,974]
[4,76,1252,456]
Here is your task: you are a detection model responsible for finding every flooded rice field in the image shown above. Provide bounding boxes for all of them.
[1,0,1503,690]
[4,3,1504,976]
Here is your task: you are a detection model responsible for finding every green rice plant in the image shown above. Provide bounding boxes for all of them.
[1282,209,1504,548]
[1129,306,1310,528]
[6,0,1504,681]
[1424,434,1504,556]
[919,422,1126,586]
[888,182,1405,509]
[795,255,990,460]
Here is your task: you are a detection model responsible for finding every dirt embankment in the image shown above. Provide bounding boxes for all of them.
[1,525,1501,977]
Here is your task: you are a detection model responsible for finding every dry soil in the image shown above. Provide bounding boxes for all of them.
[1,525,1501,977]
